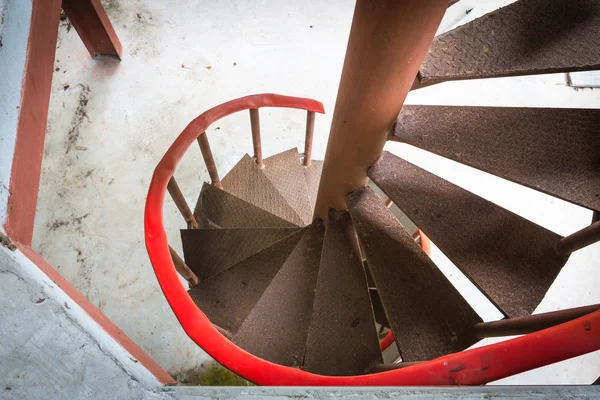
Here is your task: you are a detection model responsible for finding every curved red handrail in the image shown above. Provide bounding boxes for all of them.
[380,331,395,352]
[145,93,600,386]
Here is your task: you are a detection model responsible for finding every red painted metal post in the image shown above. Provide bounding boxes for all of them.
[61,0,123,59]
[303,111,316,166]
[197,133,223,189]
[314,0,448,220]
[250,109,263,169]
[5,0,62,246]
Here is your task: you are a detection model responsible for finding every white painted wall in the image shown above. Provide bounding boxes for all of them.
[0,0,31,226]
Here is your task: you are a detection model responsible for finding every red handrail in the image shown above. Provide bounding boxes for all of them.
[380,331,395,352]
[145,94,600,385]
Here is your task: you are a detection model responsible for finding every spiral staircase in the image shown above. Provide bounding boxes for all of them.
[145,0,600,385]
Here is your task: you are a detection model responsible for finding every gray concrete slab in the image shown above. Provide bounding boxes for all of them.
[0,246,162,399]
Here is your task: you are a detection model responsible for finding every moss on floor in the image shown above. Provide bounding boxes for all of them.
[174,363,254,386]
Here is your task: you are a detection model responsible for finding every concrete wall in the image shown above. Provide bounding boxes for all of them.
[0,0,30,225]
[0,245,163,399]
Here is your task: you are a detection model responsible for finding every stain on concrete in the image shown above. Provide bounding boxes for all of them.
[59,10,72,33]
[101,0,122,15]
[0,10,5,48]
[65,84,91,154]
[0,232,16,251]
[47,212,90,231]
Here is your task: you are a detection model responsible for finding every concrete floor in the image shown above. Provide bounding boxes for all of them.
[33,0,600,383]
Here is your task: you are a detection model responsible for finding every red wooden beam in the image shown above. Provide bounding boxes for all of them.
[5,0,62,246]
[62,0,123,59]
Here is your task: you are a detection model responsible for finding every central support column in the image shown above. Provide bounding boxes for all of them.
[314,0,447,220]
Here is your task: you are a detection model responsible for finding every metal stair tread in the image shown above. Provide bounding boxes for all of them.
[221,154,304,226]
[181,227,301,280]
[233,221,325,367]
[187,229,306,334]
[369,151,569,318]
[195,183,297,229]
[419,0,600,84]
[263,148,313,225]
[392,105,600,211]
[347,186,481,361]
[303,211,382,376]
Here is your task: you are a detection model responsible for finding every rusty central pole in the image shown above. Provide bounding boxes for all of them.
[314,0,447,220]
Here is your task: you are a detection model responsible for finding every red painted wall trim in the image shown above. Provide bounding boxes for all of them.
[17,244,177,385]
[5,0,62,246]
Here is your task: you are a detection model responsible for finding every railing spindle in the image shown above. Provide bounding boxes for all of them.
[557,220,600,256]
[369,362,423,373]
[197,132,222,189]
[169,245,199,287]
[303,111,315,166]
[250,108,263,168]
[167,177,199,229]
[471,304,600,339]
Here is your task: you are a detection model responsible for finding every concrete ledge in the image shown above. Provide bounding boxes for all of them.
[165,386,600,399]
[0,245,164,398]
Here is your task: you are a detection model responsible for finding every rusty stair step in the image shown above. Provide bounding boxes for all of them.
[303,159,323,220]
[187,229,306,334]
[181,227,301,280]
[392,105,600,211]
[263,148,314,225]
[303,211,382,376]
[347,186,481,361]
[419,0,600,85]
[233,221,325,367]
[195,183,297,229]
[369,151,569,318]
[222,154,304,226]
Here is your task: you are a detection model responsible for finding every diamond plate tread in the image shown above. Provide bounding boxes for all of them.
[303,160,323,220]
[195,183,297,229]
[392,105,600,211]
[263,148,313,225]
[222,154,304,226]
[233,221,325,367]
[419,0,600,84]
[369,151,569,318]
[181,227,301,280]
[303,211,382,376]
[347,187,481,361]
[187,229,306,334]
